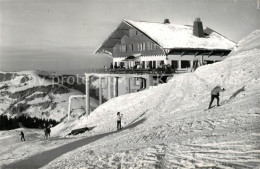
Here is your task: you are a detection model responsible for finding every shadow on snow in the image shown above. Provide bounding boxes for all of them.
[3,118,146,169]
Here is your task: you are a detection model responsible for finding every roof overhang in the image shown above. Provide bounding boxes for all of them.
[94,21,132,55]
[94,20,162,56]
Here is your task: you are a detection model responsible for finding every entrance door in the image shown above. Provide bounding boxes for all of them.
[171,60,178,69]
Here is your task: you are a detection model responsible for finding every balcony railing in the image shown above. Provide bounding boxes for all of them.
[84,68,188,75]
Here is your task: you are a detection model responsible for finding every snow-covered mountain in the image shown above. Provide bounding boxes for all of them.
[0,71,98,122]
[46,30,260,168]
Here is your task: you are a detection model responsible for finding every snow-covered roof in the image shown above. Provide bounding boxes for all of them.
[95,19,236,55]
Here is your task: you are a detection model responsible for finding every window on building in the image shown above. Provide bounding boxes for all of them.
[139,43,144,51]
[120,62,125,68]
[160,60,164,66]
[142,61,145,68]
[114,62,118,68]
[147,42,150,50]
[181,60,191,68]
[138,43,142,51]
[171,60,178,69]
[120,45,126,52]
[150,42,154,50]
[142,42,145,51]
[152,61,156,69]
[205,60,214,64]
[148,61,153,69]
[131,44,134,51]
[150,42,157,50]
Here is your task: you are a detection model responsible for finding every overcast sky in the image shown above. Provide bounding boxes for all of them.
[0,0,259,73]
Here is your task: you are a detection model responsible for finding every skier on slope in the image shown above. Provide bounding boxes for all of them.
[117,112,123,130]
[208,85,225,109]
[20,131,25,141]
[47,124,51,138]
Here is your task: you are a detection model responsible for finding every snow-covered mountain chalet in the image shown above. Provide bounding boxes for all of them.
[95,18,236,72]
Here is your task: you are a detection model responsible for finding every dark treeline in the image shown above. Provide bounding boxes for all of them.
[0,115,59,130]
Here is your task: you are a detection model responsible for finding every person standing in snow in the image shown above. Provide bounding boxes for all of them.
[208,85,225,109]
[43,123,48,139]
[117,112,122,130]
[47,125,51,138]
[20,131,25,141]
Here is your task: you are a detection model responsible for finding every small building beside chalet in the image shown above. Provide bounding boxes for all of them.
[95,18,236,72]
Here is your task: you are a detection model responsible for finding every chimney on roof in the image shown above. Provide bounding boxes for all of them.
[193,17,204,37]
[163,19,170,24]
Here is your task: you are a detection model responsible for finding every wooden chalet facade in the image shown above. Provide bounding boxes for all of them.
[95,18,236,72]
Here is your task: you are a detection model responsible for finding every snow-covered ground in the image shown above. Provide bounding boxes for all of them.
[0,128,79,166]
[1,30,259,168]
[42,30,260,168]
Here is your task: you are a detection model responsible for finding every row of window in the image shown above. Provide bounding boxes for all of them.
[119,42,159,52]
[136,60,190,69]
[114,60,190,69]
[114,60,217,69]
[172,60,216,68]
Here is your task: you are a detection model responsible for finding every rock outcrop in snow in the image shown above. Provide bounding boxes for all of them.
[48,30,260,168]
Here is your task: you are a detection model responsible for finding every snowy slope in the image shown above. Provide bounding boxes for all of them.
[230,30,260,55]
[0,71,98,121]
[0,128,81,166]
[46,30,260,168]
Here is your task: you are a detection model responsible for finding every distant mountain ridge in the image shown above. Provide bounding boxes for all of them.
[0,70,98,124]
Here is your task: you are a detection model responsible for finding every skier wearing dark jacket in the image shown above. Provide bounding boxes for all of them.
[20,131,25,141]
[208,86,225,109]
[117,112,122,130]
